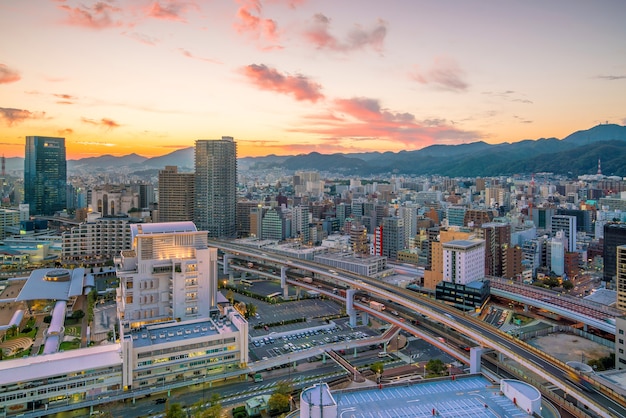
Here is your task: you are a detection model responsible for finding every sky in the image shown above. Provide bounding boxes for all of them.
[1,0,626,160]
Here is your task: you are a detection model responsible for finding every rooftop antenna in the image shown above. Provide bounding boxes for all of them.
[1,154,4,177]
[597,158,602,176]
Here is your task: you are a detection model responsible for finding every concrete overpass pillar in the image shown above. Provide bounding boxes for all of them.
[346,289,357,328]
[583,323,588,332]
[281,267,288,298]
[223,254,231,275]
[361,312,369,326]
[523,304,528,312]
[469,347,487,374]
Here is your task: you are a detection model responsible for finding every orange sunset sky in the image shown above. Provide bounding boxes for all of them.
[1,0,626,160]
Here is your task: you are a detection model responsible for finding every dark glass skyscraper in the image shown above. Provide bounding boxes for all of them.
[24,136,67,216]
[194,137,237,238]
[603,222,626,283]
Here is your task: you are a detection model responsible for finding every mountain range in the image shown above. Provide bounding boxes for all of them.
[4,124,626,177]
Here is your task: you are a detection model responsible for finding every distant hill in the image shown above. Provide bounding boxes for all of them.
[4,124,626,177]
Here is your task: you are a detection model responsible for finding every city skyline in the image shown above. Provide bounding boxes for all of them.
[1,0,626,160]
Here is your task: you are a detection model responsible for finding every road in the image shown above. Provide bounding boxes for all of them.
[213,239,626,418]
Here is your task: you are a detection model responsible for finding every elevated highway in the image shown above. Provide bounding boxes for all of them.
[211,239,626,418]
[489,276,619,334]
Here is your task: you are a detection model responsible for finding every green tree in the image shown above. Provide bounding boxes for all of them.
[246,303,257,318]
[71,310,85,320]
[268,380,293,414]
[7,324,19,338]
[370,361,384,375]
[165,402,186,418]
[268,393,290,415]
[562,280,574,290]
[426,359,445,375]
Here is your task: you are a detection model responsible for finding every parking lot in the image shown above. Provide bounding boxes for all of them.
[250,325,377,361]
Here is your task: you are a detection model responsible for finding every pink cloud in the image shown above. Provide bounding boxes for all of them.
[304,14,386,53]
[81,117,121,129]
[58,1,124,29]
[242,64,324,102]
[126,32,160,45]
[0,64,21,84]
[145,1,197,22]
[178,48,221,64]
[0,107,46,126]
[234,0,282,49]
[289,97,480,150]
[411,57,469,92]
[53,93,78,104]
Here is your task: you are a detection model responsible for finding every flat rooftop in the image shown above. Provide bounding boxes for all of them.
[330,376,527,417]
[129,317,239,348]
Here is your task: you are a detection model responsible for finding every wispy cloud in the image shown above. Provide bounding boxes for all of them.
[482,90,533,104]
[0,64,21,84]
[144,1,198,22]
[596,75,626,81]
[75,140,116,147]
[81,117,121,129]
[411,57,468,92]
[125,31,160,46]
[58,128,74,136]
[178,48,221,64]
[53,93,78,105]
[234,0,282,49]
[304,13,386,53]
[290,97,480,150]
[0,107,46,126]
[242,64,324,102]
[57,1,124,29]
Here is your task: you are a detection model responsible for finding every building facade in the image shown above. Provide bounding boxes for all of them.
[442,239,485,285]
[158,166,195,223]
[62,213,135,261]
[115,221,249,389]
[194,137,237,238]
[24,136,67,216]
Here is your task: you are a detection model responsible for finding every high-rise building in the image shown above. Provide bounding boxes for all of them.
[236,200,260,238]
[381,216,404,260]
[194,137,237,238]
[617,245,626,312]
[479,222,511,277]
[442,239,485,285]
[603,223,626,283]
[158,166,195,222]
[551,214,577,252]
[24,136,67,216]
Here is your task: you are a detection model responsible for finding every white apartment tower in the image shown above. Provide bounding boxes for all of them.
[116,222,219,327]
[442,239,485,285]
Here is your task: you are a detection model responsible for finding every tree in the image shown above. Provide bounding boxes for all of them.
[71,310,85,320]
[7,324,18,338]
[268,392,290,415]
[426,359,445,375]
[246,303,257,318]
[370,361,384,375]
[562,280,574,290]
[268,380,293,414]
[165,402,186,418]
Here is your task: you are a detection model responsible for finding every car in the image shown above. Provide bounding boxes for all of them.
[155,398,167,404]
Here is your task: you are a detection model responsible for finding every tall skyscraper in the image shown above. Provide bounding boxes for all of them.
[24,136,67,216]
[194,137,237,238]
[603,223,626,283]
[158,166,195,222]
